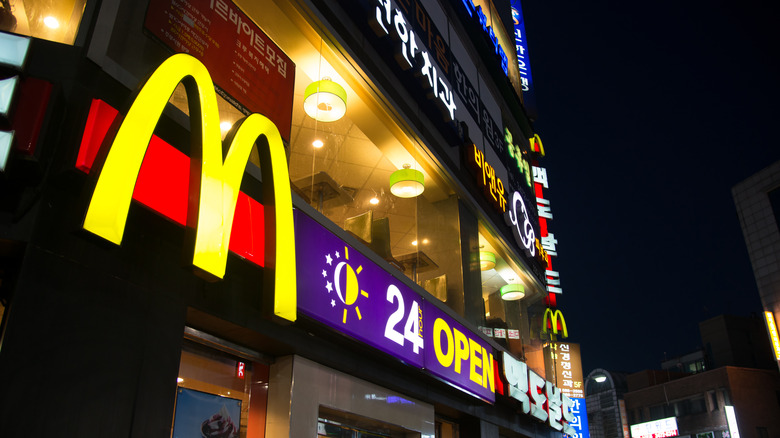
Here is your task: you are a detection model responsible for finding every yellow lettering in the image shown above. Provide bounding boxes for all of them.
[482,347,494,391]
[453,328,469,374]
[434,318,454,367]
[469,338,482,385]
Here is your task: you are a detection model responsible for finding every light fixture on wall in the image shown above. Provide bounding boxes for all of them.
[390,164,424,198]
[500,283,525,301]
[479,251,496,271]
[303,77,347,122]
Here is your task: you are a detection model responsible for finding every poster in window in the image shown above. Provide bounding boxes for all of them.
[144,0,296,142]
[173,387,241,438]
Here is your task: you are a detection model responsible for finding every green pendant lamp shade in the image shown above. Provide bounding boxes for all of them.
[303,78,347,122]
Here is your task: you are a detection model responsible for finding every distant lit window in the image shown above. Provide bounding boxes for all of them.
[0,0,86,45]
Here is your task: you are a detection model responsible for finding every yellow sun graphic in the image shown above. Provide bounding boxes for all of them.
[333,246,369,323]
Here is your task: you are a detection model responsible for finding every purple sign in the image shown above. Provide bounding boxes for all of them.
[423,301,495,403]
[295,212,425,368]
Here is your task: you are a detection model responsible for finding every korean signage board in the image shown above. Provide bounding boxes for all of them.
[547,342,583,399]
[509,0,536,118]
[630,417,678,438]
[464,143,545,273]
[144,0,295,142]
[499,352,577,435]
[352,0,524,181]
[569,398,590,438]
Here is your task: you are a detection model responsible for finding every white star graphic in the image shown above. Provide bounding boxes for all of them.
[325,254,333,265]
[331,299,336,307]
[322,269,327,278]
[335,250,340,259]
[326,281,333,293]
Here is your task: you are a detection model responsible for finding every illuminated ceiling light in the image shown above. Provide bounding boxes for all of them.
[594,375,607,383]
[0,32,32,70]
[412,240,418,246]
[479,251,496,271]
[390,164,424,198]
[500,283,525,301]
[220,121,232,132]
[177,377,184,383]
[312,139,324,148]
[422,238,429,245]
[369,196,379,205]
[303,78,347,122]
[43,16,60,29]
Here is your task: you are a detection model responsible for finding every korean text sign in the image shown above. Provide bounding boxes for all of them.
[144,0,295,141]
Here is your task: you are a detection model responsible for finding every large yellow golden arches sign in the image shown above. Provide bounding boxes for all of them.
[542,308,568,338]
[83,53,296,322]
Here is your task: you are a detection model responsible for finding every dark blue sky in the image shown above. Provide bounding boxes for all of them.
[521,0,780,374]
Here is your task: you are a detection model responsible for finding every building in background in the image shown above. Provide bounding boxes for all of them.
[588,312,780,438]
[624,366,780,438]
[0,0,578,437]
[733,160,780,372]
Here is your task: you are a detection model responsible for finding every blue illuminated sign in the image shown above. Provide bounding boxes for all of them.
[569,398,590,438]
[510,0,537,118]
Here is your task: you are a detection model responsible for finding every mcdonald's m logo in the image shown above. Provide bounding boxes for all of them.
[542,308,568,338]
[77,54,296,323]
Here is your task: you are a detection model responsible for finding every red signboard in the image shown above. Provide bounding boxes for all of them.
[144,0,295,141]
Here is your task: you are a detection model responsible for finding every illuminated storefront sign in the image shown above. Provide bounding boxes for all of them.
[296,211,425,369]
[458,0,509,75]
[504,128,532,188]
[510,0,536,116]
[468,144,507,212]
[765,311,780,361]
[570,398,590,438]
[464,143,538,260]
[630,417,678,438]
[424,301,495,402]
[296,210,495,402]
[725,406,741,438]
[79,53,296,322]
[296,209,494,401]
[500,352,576,434]
[543,308,568,338]
[549,343,583,398]
[534,165,563,295]
[371,0,457,121]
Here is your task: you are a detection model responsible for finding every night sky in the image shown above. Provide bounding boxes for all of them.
[520,0,780,374]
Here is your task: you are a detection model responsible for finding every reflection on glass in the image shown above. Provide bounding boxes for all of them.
[0,0,86,45]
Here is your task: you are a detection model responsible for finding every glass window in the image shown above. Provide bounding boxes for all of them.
[174,339,269,438]
[478,230,546,374]
[318,407,420,438]
[0,0,86,45]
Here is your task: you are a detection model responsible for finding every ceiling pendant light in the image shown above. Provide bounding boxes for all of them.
[303,77,347,122]
[479,251,496,271]
[500,283,525,301]
[389,164,425,198]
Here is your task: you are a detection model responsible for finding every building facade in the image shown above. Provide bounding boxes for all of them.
[733,160,780,372]
[0,0,576,437]
[624,367,780,438]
